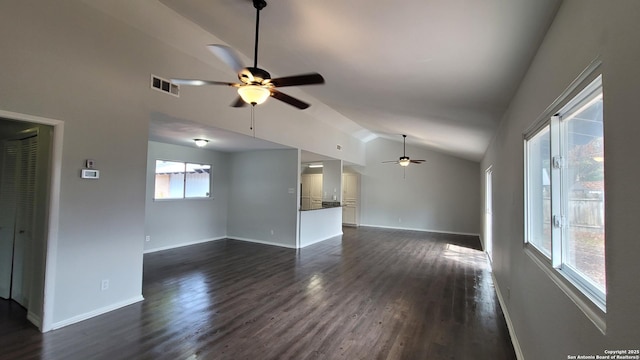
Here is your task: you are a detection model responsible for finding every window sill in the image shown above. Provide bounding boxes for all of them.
[153,197,213,202]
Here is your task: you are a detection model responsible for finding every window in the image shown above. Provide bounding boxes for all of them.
[154,160,211,199]
[525,125,552,257]
[525,75,605,309]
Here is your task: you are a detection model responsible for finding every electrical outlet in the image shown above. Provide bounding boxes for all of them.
[145,236,151,242]
[270,229,274,235]
[398,217,402,223]
[101,279,109,291]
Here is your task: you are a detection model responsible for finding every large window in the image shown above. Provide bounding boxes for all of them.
[154,160,211,199]
[525,75,605,309]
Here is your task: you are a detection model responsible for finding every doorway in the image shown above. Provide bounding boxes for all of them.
[484,166,493,261]
[0,116,54,330]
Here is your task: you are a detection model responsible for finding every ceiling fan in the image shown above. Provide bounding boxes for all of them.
[171,0,324,109]
[382,135,426,167]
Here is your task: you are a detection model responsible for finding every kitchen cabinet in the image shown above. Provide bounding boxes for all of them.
[342,173,359,225]
[301,174,323,210]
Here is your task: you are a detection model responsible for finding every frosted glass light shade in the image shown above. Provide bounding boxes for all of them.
[194,139,208,147]
[399,157,410,167]
[238,85,270,105]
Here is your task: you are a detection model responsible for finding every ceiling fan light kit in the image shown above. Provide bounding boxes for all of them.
[194,139,209,147]
[171,0,324,109]
[238,84,271,105]
[382,135,426,167]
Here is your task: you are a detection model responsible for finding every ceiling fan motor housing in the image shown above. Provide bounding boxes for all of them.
[239,67,272,85]
[253,0,267,10]
[170,0,324,109]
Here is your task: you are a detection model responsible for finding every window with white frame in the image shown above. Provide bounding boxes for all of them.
[154,160,211,199]
[524,75,605,309]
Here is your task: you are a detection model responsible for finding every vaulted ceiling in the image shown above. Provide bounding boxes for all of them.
[93,0,562,161]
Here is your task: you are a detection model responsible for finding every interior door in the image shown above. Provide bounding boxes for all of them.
[13,135,37,306]
[0,135,37,306]
[0,140,19,299]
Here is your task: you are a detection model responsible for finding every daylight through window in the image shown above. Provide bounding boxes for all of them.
[524,75,605,309]
[154,160,211,199]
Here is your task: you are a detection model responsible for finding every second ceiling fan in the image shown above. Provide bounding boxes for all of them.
[382,135,426,167]
[171,0,324,109]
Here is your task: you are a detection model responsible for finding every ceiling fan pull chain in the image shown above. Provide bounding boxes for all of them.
[250,105,256,137]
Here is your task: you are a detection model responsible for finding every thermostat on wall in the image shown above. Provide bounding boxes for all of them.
[81,169,100,179]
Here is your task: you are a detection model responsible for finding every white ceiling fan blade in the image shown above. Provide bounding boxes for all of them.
[170,79,236,86]
[207,44,245,73]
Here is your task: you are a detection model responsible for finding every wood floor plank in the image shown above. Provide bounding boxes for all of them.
[0,227,516,360]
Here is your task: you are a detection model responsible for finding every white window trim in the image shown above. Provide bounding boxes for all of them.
[523,59,606,333]
[554,77,606,308]
[153,159,213,200]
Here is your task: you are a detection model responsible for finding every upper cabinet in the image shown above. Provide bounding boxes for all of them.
[301,173,323,210]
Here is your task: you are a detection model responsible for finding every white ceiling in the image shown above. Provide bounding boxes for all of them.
[149,112,290,152]
[148,113,337,163]
[94,0,562,161]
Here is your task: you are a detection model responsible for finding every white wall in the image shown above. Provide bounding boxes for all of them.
[0,1,368,329]
[361,137,480,235]
[82,1,368,167]
[144,142,229,252]
[227,149,300,248]
[481,1,640,357]
[299,207,343,247]
[0,2,152,328]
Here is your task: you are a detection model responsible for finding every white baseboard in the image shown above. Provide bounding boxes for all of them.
[143,236,226,254]
[491,273,524,360]
[228,236,297,249]
[27,310,42,330]
[51,295,144,330]
[300,232,343,248]
[359,224,480,237]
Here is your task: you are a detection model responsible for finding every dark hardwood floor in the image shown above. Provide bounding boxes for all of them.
[0,227,516,360]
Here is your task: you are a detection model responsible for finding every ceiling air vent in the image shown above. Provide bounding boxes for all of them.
[151,74,179,97]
